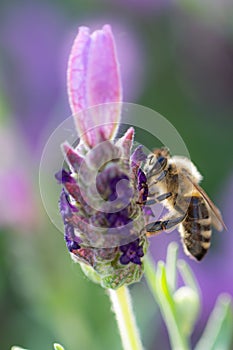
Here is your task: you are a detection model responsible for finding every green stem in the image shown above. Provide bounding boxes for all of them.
[108,285,144,350]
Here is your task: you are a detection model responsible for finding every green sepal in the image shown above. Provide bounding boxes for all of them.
[80,263,102,285]
[102,262,144,289]
[79,235,148,289]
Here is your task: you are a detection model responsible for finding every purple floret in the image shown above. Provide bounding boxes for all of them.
[66,239,81,252]
[131,145,147,166]
[120,238,144,265]
[65,223,81,251]
[106,208,132,227]
[109,173,130,201]
[137,168,148,203]
[55,169,75,184]
[59,189,81,252]
[59,189,78,220]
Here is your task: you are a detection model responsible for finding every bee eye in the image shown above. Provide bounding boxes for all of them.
[157,156,165,165]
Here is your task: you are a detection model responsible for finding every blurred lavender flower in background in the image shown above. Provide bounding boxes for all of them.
[0,123,37,231]
[0,2,68,154]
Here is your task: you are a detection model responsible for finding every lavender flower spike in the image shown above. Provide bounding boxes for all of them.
[56,25,149,289]
[67,25,122,148]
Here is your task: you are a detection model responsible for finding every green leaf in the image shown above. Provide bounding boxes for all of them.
[173,259,201,336]
[144,255,189,350]
[195,294,233,350]
[156,262,189,350]
[11,344,66,350]
[177,260,200,297]
[54,344,65,350]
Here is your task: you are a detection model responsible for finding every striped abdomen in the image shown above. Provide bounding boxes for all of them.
[180,195,211,261]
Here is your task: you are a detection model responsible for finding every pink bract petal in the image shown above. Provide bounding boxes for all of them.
[67,25,122,148]
[120,127,135,142]
[61,142,84,172]
[67,27,90,116]
[116,127,135,159]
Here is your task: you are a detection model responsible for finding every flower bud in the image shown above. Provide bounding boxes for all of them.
[173,286,200,336]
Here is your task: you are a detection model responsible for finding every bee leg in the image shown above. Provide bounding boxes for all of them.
[145,199,157,205]
[156,192,172,201]
[147,171,168,197]
[154,169,168,183]
[146,215,185,236]
[146,192,172,206]
[147,168,168,183]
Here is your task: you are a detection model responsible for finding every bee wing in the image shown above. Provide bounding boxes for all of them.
[187,177,227,231]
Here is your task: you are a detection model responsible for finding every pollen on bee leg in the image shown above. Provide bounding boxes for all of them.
[146,228,164,237]
[145,221,164,237]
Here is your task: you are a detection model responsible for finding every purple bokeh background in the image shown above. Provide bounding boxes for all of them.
[0,0,232,349]
[0,3,145,157]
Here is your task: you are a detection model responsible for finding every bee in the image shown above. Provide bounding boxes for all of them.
[144,147,226,261]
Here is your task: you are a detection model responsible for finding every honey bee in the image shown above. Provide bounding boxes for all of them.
[144,147,226,261]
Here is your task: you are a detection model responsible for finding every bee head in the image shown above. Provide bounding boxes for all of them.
[153,147,170,159]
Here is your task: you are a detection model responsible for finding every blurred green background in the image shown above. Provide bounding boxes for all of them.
[0,0,233,349]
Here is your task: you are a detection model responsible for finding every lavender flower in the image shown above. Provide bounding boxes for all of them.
[120,239,144,265]
[56,25,149,289]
